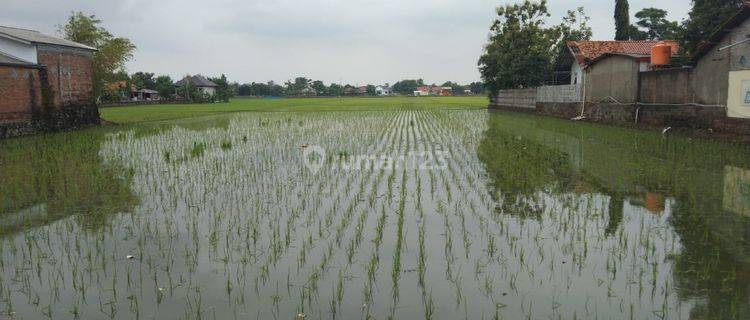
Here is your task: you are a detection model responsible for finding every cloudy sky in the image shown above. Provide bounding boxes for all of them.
[2,0,690,85]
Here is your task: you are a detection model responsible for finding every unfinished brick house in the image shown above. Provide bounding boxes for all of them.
[0,25,99,137]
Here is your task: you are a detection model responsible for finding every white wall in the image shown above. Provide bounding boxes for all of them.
[0,37,37,64]
[200,87,216,96]
[571,62,583,85]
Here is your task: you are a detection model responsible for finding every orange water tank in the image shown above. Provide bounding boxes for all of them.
[651,42,673,66]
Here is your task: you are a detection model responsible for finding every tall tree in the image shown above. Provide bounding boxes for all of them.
[682,0,744,56]
[154,75,174,99]
[555,7,593,53]
[131,72,156,90]
[614,0,631,40]
[209,74,233,102]
[478,0,560,92]
[59,12,136,100]
[634,8,680,40]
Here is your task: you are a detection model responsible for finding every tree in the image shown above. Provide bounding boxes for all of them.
[392,79,424,95]
[682,0,744,56]
[131,72,156,90]
[209,74,233,102]
[555,7,593,53]
[286,77,311,95]
[154,75,174,99]
[634,8,680,40]
[366,85,377,96]
[59,12,136,100]
[469,82,485,94]
[478,0,560,93]
[614,0,631,40]
[312,80,327,95]
[328,83,343,96]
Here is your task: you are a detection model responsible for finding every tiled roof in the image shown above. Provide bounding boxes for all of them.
[568,40,679,67]
[174,75,218,88]
[0,25,96,51]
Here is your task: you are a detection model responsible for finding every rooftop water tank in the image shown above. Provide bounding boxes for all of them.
[651,42,673,66]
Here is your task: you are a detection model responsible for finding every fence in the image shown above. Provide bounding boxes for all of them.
[494,88,538,109]
[537,84,582,103]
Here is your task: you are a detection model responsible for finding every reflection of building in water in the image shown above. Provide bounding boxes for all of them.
[724,166,750,217]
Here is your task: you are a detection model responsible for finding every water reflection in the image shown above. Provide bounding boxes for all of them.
[480,111,750,319]
[0,130,137,235]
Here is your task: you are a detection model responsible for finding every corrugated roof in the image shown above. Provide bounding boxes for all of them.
[174,75,219,87]
[0,26,96,51]
[0,51,33,66]
[567,40,679,67]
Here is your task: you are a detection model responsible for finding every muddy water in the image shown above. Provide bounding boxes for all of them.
[1,110,749,319]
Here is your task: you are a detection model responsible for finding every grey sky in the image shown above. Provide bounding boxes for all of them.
[2,0,690,85]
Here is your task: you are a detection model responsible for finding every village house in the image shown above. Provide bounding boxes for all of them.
[491,2,750,136]
[174,75,219,96]
[0,25,98,137]
[639,2,750,119]
[414,86,430,96]
[375,85,391,96]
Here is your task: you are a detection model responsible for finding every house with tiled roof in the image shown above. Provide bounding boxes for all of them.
[553,40,679,86]
[174,75,219,96]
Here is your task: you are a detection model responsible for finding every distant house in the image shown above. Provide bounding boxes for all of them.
[358,86,368,95]
[0,25,98,135]
[134,89,159,101]
[174,75,219,96]
[376,86,391,96]
[440,87,453,96]
[463,87,473,95]
[430,86,442,96]
[414,86,430,96]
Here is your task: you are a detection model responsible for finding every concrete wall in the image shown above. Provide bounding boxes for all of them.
[491,88,537,109]
[640,68,694,104]
[585,55,639,103]
[692,16,750,107]
[534,102,728,129]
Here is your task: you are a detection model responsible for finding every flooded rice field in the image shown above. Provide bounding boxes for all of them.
[1,109,750,319]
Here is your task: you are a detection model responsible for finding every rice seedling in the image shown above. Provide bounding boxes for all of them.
[0,106,748,319]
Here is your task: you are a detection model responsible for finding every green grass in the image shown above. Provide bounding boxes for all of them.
[100,96,489,124]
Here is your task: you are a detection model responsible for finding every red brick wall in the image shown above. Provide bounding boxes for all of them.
[37,46,94,107]
[0,65,40,122]
[0,45,94,124]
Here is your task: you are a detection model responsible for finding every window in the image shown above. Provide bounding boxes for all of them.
[743,81,750,106]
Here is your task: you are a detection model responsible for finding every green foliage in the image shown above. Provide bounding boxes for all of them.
[633,8,681,40]
[154,75,174,99]
[285,77,312,96]
[312,80,328,95]
[478,0,562,92]
[614,0,631,40]
[209,74,233,103]
[60,12,136,100]
[555,7,593,53]
[392,79,425,95]
[100,96,488,123]
[238,82,285,97]
[682,0,745,57]
[365,85,377,96]
[131,72,156,90]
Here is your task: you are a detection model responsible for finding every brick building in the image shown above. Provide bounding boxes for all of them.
[0,25,99,137]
